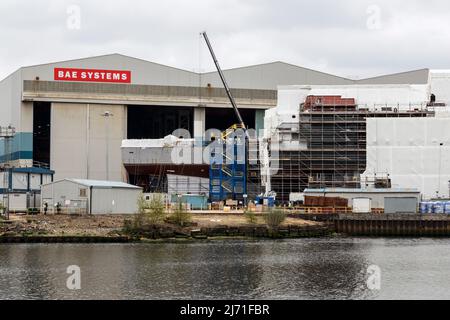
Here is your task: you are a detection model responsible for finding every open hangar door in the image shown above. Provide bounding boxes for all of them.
[127,105,194,139]
[205,107,256,131]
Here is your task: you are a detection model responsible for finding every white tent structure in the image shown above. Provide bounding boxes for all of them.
[363,116,450,200]
[263,70,450,200]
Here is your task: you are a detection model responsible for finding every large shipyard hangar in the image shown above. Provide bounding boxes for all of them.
[0,53,354,183]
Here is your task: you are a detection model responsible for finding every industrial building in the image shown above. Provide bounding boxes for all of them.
[1,53,356,181]
[265,91,433,202]
[0,167,54,212]
[262,71,450,203]
[41,179,142,214]
[303,188,421,213]
[1,52,450,206]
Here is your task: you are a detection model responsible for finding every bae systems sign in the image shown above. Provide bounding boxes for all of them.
[54,68,131,83]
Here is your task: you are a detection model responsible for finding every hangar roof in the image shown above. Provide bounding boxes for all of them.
[2,53,430,90]
[356,68,430,85]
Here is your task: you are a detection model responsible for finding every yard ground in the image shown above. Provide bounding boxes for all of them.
[1,212,321,237]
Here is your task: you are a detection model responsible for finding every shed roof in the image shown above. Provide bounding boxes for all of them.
[49,179,142,189]
[11,167,55,174]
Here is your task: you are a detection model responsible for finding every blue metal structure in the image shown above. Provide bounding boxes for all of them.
[201,32,249,203]
[209,125,247,202]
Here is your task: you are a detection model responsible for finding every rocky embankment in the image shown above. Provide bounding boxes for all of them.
[0,213,332,242]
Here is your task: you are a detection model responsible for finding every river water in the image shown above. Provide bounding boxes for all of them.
[0,237,449,300]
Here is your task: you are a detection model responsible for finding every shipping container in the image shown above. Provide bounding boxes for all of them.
[171,194,208,210]
[352,198,371,213]
[384,197,418,214]
[304,195,348,207]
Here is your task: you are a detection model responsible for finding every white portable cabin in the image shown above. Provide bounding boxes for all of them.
[41,179,142,214]
[352,198,372,213]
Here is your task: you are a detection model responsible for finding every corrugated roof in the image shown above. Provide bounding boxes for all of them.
[355,69,429,85]
[68,179,142,189]
[3,53,433,88]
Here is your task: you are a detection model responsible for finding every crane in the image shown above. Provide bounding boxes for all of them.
[201,31,249,204]
[201,31,246,130]
[201,32,275,204]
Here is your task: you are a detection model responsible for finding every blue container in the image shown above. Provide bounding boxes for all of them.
[171,194,208,210]
[433,201,445,214]
[255,196,275,207]
[444,201,450,214]
[426,202,434,214]
[419,202,428,214]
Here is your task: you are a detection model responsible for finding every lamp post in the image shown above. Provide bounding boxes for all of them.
[101,111,113,181]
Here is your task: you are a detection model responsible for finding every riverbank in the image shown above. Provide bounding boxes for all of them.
[3,212,450,242]
[335,213,450,236]
[0,213,331,243]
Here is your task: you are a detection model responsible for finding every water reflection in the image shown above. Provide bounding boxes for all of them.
[0,238,449,299]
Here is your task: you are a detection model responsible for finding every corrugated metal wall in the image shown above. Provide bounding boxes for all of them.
[92,187,140,214]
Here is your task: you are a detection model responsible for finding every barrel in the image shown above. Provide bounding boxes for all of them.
[427,202,434,214]
[444,201,450,214]
[419,202,428,214]
[433,201,445,214]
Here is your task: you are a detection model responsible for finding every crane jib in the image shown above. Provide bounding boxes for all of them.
[201,32,246,130]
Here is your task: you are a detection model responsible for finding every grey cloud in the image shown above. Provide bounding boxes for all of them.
[0,0,449,80]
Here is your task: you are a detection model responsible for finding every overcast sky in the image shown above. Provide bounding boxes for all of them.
[1,0,450,80]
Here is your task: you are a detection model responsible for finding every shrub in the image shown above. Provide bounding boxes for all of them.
[263,208,286,230]
[244,210,258,224]
[147,194,166,224]
[122,219,133,234]
[137,194,148,215]
[170,201,191,227]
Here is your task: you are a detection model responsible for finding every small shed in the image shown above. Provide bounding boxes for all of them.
[303,187,421,211]
[41,179,142,214]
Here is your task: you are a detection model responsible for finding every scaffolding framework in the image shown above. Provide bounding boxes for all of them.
[270,97,434,203]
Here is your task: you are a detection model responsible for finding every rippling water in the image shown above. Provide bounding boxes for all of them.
[0,238,450,300]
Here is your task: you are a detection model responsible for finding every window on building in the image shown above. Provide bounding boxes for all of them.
[79,188,87,197]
